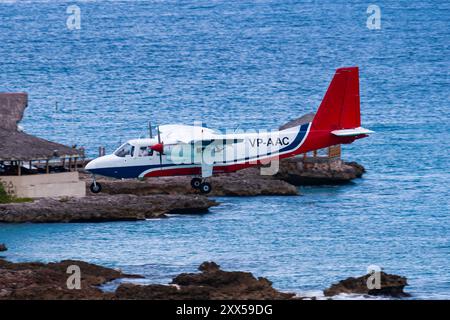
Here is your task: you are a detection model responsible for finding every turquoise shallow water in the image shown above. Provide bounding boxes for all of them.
[0,1,449,299]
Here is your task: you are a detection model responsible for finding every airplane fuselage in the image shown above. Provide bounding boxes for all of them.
[85,123,313,179]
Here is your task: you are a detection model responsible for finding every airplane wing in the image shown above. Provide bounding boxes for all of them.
[158,124,219,143]
[159,125,243,146]
[158,125,245,178]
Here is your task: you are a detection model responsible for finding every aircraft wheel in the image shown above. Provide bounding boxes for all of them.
[199,182,212,194]
[90,182,102,193]
[191,177,202,189]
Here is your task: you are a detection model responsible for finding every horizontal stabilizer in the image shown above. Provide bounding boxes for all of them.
[331,127,374,137]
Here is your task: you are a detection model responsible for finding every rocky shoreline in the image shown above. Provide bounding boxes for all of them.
[80,170,299,197]
[0,257,408,300]
[78,156,365,197]
[0,156,365,224]
[0,194,218,223]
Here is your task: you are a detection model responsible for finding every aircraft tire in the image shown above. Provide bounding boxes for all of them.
[191,177,202,189]
[90,182,102,193]
[199,182,212,194]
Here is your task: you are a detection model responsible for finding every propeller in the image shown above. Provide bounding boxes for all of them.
[155,125,163,168]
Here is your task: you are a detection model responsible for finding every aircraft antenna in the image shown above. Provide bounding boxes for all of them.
[148,121,153,138]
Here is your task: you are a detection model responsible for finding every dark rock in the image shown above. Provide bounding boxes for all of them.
[323,272,409,297]
[0,259,141,300]
[115,261,297,300]
[345,161,366,177]
[0,258,301,300]
[0,244,7,252]
[275,157,366,185]
[198,261,220,272]
[0,194,218,223]
[115,283,212,300]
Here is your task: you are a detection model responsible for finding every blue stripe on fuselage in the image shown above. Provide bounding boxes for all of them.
[88,123,310,179]
[88,164,169,179]
[279,122,309,153]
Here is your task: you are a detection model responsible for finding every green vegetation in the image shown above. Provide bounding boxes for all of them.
[0,183,33,204]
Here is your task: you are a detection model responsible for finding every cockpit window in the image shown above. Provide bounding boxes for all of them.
[114,143,134,157]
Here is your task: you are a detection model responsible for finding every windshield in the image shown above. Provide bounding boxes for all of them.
[114,143,134,157]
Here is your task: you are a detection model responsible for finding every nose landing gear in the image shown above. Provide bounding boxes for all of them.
[89,176,102,193]
[191,177,212,194]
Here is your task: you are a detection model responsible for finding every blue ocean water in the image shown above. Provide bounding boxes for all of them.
[0,1,449,299]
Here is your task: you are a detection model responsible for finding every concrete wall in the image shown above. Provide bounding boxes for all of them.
[0,172,86,198]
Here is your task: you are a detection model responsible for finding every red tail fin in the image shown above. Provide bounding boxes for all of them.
[312,67,361,131]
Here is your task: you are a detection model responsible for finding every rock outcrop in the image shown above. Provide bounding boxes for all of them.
[80,172,299,197]
[0,194,218,223]
[0,244,7,252]
[275,157,365,185]
[0,259,296,300]
[323,272,409,297]
[0,93,28,131]
[277,114,366,185]
[0,259,141,300]
[115,261,297,300]
[0,256,410,300]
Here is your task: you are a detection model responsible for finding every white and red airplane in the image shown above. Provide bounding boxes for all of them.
[85,67,373,194]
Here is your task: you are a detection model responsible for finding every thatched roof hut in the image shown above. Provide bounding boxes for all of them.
[0,93,82,162]
[0,128,80,161]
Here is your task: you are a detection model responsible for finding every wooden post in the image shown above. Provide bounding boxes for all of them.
[18,161,21,176]
[313,150,317,157]
[74,157,78,171]
[68,157,72,172]
[46,159,49,174]
[62,157,66,171]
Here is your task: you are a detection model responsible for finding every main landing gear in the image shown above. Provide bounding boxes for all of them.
[191,177,212,194]
[89,176,102,194]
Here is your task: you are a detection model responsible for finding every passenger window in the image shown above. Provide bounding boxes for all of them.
[138,146,153,157]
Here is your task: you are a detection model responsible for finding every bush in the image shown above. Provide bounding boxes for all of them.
[0,183,9,203]
[0,183,32,204]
